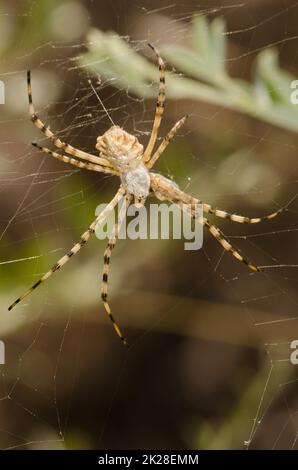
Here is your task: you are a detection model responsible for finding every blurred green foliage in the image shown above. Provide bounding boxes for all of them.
[80,15,298,132]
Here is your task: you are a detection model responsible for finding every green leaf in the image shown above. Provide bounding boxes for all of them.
[210,17,227,76]
[255,49,294,104]
[192,15,212,62]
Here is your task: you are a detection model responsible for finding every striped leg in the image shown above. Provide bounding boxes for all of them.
[172,189,282,225]
[178,201,260,272]
[8,188,125,311]
[142,44,166,162]
[202,217,260,271]
[27,70,113,169]
[147,115,188,169]
[201,202,282,224]
[101,196,131,345]
[150,174,282,226]
[32,143,117,176]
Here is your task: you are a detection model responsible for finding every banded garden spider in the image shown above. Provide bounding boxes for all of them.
[8,44,281,345]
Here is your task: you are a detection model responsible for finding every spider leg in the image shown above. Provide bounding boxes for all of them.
[101,195,131,345]
[186,195,282,224]
[142,44,166,162]
[177,201,260,272]
[146,115,188,169]
[32,143,118,176]
[150,173,282,226]
[202,202,282,224]
[201,216,260,271]
[8,188,125,311]
[27,71,113,169]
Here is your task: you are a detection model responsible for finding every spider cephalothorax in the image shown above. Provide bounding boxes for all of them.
[8,44,282,346]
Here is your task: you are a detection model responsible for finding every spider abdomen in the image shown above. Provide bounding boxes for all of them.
[120,164,150,199]
[96,126,144,166]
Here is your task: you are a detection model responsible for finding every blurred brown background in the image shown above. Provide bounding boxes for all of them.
[1,0,298,450]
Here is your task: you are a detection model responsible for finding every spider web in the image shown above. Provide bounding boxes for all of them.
[1,0,298,450]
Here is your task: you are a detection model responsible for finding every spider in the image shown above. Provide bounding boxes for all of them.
[8,44,281,345]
